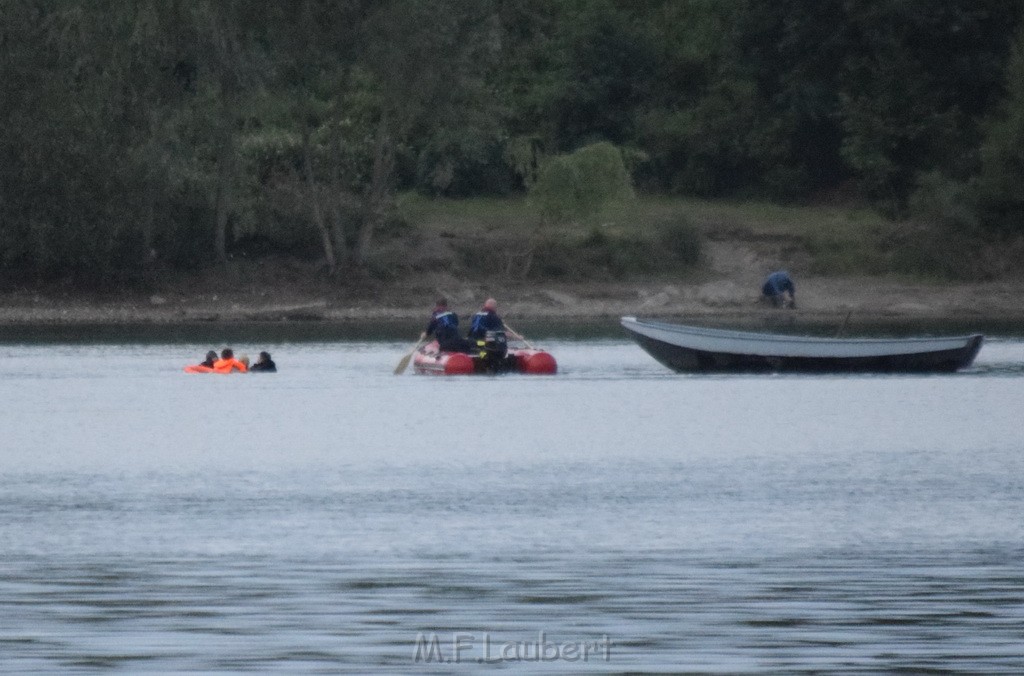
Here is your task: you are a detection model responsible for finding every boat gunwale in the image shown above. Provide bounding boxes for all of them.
[620,316,984,368]
[621,316,981,348]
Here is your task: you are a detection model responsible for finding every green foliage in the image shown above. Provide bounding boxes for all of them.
[806,216,996,281]
[451,224,702,281]
[2,0,1024,285]
[908,172,979,231]
[838,0,1020,211]
[529,142,634,224]
[656,220,703,267]
[502,136,544,189]
[532,157,583,224]
[495,0,656,152]
[887,228,992,280]
[527,221,701,280]
[977,25,1024,231]
[572,142,635,205]
[0,3,164,281]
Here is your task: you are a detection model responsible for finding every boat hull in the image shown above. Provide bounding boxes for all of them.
[413,341,557,375]
[621,317,983,373]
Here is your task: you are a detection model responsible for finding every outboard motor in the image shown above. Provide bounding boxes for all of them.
[482,330,509,359]
[475,330,509,370]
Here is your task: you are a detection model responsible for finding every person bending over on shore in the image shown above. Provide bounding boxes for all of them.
[761,270,796,309]
[250,351,277,372]
[213,348,248,373]
[422,298,473,353]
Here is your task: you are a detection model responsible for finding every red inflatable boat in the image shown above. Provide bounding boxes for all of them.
[412,341,557,375]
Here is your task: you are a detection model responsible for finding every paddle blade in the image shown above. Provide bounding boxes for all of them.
[394,334,425,374]
[393,351,414,375]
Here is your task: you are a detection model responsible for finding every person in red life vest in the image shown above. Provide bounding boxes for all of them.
[213,348,248,373]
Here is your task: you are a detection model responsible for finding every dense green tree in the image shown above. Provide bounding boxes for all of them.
[1,0,1023,284]
[838,0,1021,211]
[632,0,761,196]
[0,2,174,280]
[977,25,1024,231]
[246,0,366,274]
[497,1,657,162]
[348,0,501,265]
[731,0,850,198]
[530,141,633,224]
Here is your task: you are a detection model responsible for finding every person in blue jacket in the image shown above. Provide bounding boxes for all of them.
[423,298,473,353]
[468,297,522,366]
[761,270,796,308]
[468,298,504,339]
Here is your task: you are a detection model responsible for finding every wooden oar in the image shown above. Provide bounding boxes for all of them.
[394,333,426,374]
[502,322,535,349]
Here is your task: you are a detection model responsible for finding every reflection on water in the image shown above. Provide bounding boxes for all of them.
[4,547,1024,672]
[0,337,1023,672]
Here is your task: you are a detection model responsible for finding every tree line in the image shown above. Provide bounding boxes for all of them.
[1,0,1022,284]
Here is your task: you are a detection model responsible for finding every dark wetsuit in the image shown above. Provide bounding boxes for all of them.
[426,309,473,353]
[250,359,277,372]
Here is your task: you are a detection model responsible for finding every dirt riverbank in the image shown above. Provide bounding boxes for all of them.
[6,194,1024,330]
[1,273,1022,328]
[2,231,1022,329]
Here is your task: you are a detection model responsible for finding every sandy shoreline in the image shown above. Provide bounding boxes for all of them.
[5,223,1021,330]
[2,276,1023,329]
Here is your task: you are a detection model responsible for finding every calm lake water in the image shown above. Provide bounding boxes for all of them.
[1,329,1023,673]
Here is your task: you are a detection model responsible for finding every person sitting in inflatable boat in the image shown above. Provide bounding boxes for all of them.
[424,298,473,353]
[468,298,504,338]
[467,297,510,366]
